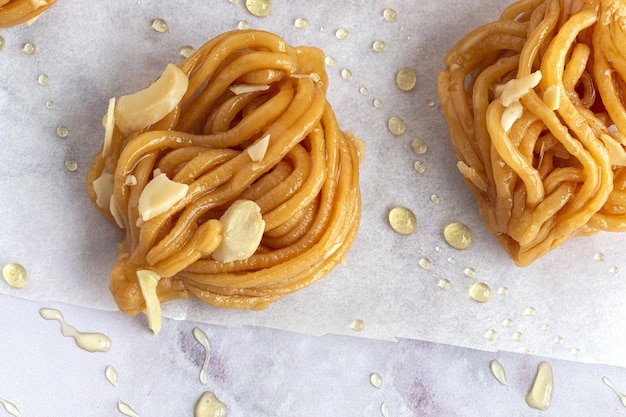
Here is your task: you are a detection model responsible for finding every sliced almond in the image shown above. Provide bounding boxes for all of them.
[93,172,114,209]
[247,134,270,162]
[30,0,47,8]
[102,97,116,158]
[543,85,560,111]
[137,173,189,221]
[124,175,137,186]
[600,133,626,166]
[501,70,542,107]
[211,200,265,263]
[457,161,488,192]
[229,84,270,95]
[136,269,162,335]
[115,63,188,135]
[500,100,524,132]
[109,195,125,229]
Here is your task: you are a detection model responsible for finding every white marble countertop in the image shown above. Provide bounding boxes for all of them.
[1,293,626,416]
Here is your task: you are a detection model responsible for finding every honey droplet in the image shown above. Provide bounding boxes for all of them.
[335,27,349,40]
[418,257,432,270]
[294,17,310,29]
[373,98,383,108]
[117,398,140,417]
[387,116,406,136]
[56,125,69,138]
[45,100,55,110]
[246,0,271,17]
[192,327,211,385]
[151,18,169,33]
[443,222,472,250]
[468,282,491,303]
[602,377,626,407]
[502,318,513,327]
[180,45,196,58]
[105,364,118,387]
[2,263,28,289]
[341,68,352,80]
[372,40,387,52]
[512,331,524,342]
[350,319,364,331]
[411,139,427,155]
[228,0,239,3]
[381,402,389,417]
[194,392,228,417]
[553,336,564,344]
[413,161,426,174]
[430,194,440,204]
[435,246,443,253]
[525,362,553,411]
[497,286,509,296]
[447,256,456,264]
[38,73,49,86]
[524,307,536,316]
[359,86,369,96]
[426,99,436,107]
[324,56,336,67]
[383,7,398,22]
[489,359,507,386]
[594,252,605,262]
[396,67,417,92]
[0,399,21,417]
[23,42,37,55]
[388,206,417,235]
[39,307,111,352]
[463,267,477,278]
[238,20,250,30]
[0,36,5,52]
[541,324,550,332]
[437,278,451,290]
[609,266,619,274]
[485,329,497,341]
[65,159,78,172]
[370,372,383,389]
[570,347,581,357]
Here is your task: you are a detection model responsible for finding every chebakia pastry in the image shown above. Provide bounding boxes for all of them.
[438,0,626,266]
[0,0,56,28]
[86,30,363,333]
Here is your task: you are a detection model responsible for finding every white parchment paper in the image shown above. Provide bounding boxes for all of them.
[1,0,624,367]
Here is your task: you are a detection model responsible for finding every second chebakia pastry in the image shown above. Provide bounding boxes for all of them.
[438,0,626,267]
[86,30,364,333]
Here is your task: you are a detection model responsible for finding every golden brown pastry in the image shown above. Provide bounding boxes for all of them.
[438,0,626,266]
[86,30,363,332]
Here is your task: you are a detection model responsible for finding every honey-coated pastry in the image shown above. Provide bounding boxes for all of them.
[86,30,363,332]
[438,0,626,266]
[0,0,56,28]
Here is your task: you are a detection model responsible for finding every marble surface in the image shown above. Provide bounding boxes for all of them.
[1,293,626,416]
